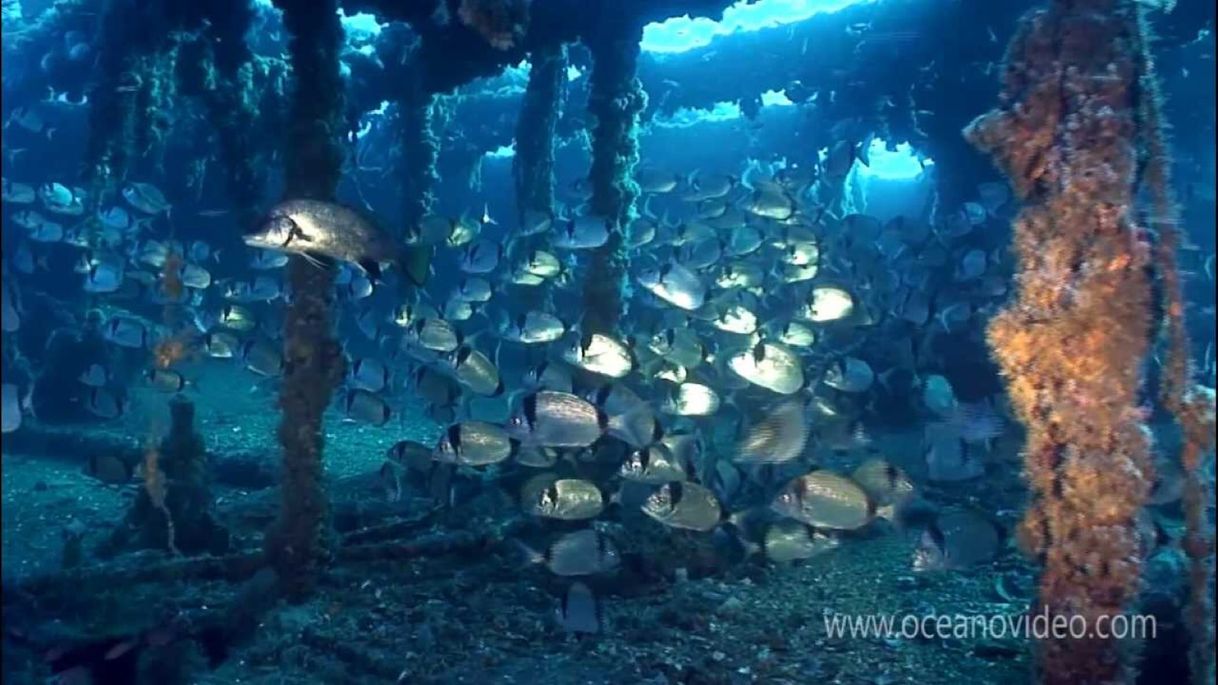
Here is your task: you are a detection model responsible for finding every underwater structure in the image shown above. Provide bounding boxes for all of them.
[512,43,564,232]
[1,0,1213,682]
[581,10,646,336]
[967,0,1215,682]
[263,0,349,601]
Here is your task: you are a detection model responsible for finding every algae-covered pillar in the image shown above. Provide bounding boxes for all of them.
[512,43,566,311]
[582,16,647,336]
[264,0,348,601]
[513,43,566,227]
[84,0,168,206]
[198,0,264,225]
[398,54,439,232]
[965,1,1176,681]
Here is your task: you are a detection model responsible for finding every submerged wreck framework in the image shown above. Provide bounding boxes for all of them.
[2,0,1213,682]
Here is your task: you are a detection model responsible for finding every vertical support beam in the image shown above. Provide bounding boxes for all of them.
[84,0,163,206]
[511,44,566,311]
[583,19,646,337]
[966,1,1159,681]
[200,0,263,225]
[264,0,347,602]
[513,43,566,226]
[399,58,439,234]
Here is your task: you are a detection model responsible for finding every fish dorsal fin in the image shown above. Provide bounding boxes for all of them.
[523,393,539,431]
[668,480,686,508]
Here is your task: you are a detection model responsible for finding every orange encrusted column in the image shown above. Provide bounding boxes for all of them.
[965,0,1163,682]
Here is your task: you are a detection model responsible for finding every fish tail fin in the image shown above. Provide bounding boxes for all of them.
[741,537,762,558]
[511,539,544,567]
[856,132,874,167]
[396,245,433,287]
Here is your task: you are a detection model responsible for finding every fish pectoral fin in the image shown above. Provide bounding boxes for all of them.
[299,251,333,270]
[358,259,383,282]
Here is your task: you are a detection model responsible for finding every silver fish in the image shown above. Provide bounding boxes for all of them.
[507,391,605,448]
[763,520,839,563]
[83,263,124,294]
[744,183,796,220]
[560,332,633,378]
[735,397,809,464]
[199,331,236,359]
[78,363,109,388]
[527,477,604,520]
[802,286,854,323]
[434,421,515,466]
[728,342,804,395]
[771,471,875,530]
[443,345,502,396]
[455,276,493,303]
[104,317,150,349]
[587,383,659,449]
[349,357,390,393]
[122,181,170,214]
[344,389,392,426]
[403,318,461,353]
[1,178,36,204]
[412,213,456,245]
[241,338,284,377]
[523,361,575,393]
[520,249,562,278]
[923,423,984,482]
[520,528,621,576]
[553,214,611,250]
[708,304,758,335]
[497,310,565,344]
[822,357,874,393]
[641,480,722,532]
[557,581,603,634]
[851,457,916,509]
[637,261,706,311]
[912,508,1003,571]
[458,238,502,274]
[620,443,688,484]
[662,383,720,417]
[954,248,987,282]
